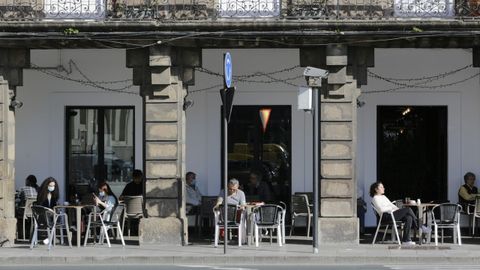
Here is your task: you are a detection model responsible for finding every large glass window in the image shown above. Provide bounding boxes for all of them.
[223,105,291,205]
[66,107,134,201]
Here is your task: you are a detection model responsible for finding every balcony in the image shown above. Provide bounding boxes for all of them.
[0,0,478,21]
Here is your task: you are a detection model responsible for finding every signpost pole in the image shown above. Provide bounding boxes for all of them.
[222,89,228,255]
[222,52,232,255]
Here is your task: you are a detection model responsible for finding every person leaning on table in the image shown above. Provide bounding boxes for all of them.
[458,171,478,213]
[216,178,247,207]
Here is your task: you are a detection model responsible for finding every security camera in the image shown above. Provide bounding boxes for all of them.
[303,66,329,78]
[304,66,328,87]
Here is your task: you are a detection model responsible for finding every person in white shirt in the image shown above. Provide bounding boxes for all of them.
[369,181,418,245]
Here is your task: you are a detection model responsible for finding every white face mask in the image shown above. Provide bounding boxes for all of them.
[48,186,55,192]
[99,191,105,197]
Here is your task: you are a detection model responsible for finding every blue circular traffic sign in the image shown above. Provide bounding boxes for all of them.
[224,52,232,88]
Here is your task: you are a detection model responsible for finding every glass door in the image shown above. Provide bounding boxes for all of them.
[66,107,135,201]
[224,105,291,205]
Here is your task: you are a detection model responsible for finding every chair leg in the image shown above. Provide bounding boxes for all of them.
[381,225,389,243]
[473,216,476,237]
[255,225,259,247]
[277,225,282,246]
[30,224,37,249]
[83,218,92,247]
[117,222,126,246]
[372,224,382,245]
[457,225,462,245]
[214,225,219,247]
[22,217,27,241]
[282,216,286,244]
[392,224,401,245]
[102,225,111,248]
[307,215,311,238]
[441,229,444,244]
[238,226,242,247]
[434,225,438,246]
[289,216,295,236]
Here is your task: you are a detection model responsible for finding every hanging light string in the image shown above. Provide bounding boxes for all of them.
[364,64,479,94]
[30,60,137,94]
[28,57,479,96]
[190,65,302,92]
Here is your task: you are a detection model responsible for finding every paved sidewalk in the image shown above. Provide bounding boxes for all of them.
[2,241,480,265]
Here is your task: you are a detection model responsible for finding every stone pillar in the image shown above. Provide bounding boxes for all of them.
[127,46,200,245]
[300,45,373,245]
[0,48,29,245]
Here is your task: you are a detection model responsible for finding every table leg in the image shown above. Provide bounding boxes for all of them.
[76,208,81,248]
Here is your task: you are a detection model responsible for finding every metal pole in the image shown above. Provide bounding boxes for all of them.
[313,87,319,254]
[222,90,228,254]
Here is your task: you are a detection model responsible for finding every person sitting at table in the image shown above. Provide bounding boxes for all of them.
[93,182,118,220]
[216,178,247,207]
[119,169,143,200]
[245,171,273,203]
[19,175,39,206]
[458,171,478,213]
[186,171,202,214]
[36,177,59,209]
[370,181,420,246]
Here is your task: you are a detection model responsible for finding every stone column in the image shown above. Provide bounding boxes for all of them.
[0,48,29,245]
[127,46,200,245]
[300,45,373,245]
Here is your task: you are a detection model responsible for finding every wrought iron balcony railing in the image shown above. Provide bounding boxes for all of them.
[0,0,478,21]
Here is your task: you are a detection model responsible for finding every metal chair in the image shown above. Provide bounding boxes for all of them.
[30,205,72,250]
[213,204,246,247]
[121,195,144,237]
[371,202,402,245]
[253,204,283,247]
[84,204,125,247]
[21,197,36,241]
[289,194,312,237]
[431,203,462,246]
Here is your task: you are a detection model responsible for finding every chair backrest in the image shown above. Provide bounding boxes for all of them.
[432,203,462,224]
[254,204,282,225]
[291,194,310,215]
[474,197,480,216]
[123,196,143,217]
[31,205,55,230]
[216,204,240,224]
[23,197,37,218]
[294,192,313,204]
[200,196,218,218]
[109,204,124,223]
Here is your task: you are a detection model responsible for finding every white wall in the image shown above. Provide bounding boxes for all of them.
[186,49,313,196]
[359,48,480,226]
[16,49,142,202]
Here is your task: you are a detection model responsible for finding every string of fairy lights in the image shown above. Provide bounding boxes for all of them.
[28,56,480,96]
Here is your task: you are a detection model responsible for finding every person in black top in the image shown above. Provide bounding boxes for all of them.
[119,169,143,200]
[458,172,478,213]
[245,171,273,202]
[36,177,59,209]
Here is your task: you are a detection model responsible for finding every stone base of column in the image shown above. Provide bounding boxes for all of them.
[319,217,359,245]
[139,217,183,245]
[0,218,16,246]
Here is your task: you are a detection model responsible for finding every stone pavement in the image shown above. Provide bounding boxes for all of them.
[2,240,480,265]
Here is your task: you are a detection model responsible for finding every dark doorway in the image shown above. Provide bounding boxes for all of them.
[377,106,447,202]
[222,105,292,205]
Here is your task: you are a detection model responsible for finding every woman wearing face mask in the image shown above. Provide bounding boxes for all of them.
[36,177,59,209]
[93,182,118,219]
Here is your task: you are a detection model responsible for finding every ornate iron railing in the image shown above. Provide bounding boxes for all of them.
[0,0,478,20]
